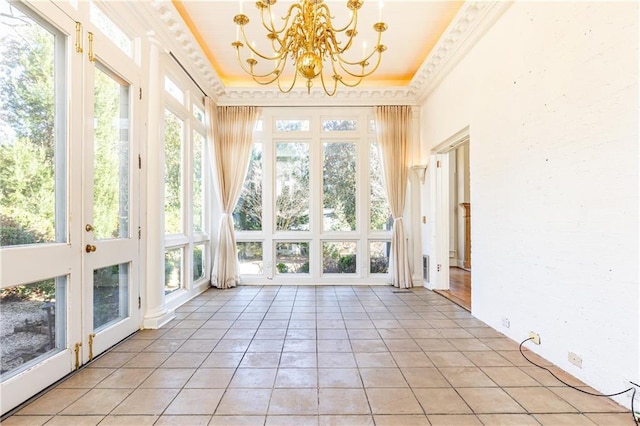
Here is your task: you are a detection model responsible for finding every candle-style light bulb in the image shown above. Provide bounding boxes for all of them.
[378,0,383,22]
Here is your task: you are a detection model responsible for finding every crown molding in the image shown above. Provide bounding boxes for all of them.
[410,1,513,103]
[142,0,226,99]
[141,0,511,106]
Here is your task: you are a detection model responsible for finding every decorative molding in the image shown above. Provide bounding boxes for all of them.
[410,1,513,103]
[141,0,226,99]
[140,0,511,105]
[219,87,415,107]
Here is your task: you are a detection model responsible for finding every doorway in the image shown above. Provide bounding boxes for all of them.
[0,1,141,414]
[429,128,471,310]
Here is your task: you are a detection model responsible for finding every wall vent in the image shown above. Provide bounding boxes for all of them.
[422,255,429,282]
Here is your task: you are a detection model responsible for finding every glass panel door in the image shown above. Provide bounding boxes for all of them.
[0,0,78,415]
[82,40,140,363]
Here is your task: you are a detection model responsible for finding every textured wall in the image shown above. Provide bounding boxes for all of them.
[420,1,639,407]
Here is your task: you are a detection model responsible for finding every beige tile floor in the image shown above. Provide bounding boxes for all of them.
[3,286,634,425]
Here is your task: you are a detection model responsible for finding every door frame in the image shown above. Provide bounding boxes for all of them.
[428,126,470,290]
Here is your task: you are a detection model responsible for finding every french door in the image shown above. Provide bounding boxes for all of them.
[81,17,141,364]
[0,0,140,414]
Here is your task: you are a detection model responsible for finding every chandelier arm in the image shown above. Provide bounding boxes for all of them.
[263,2,302,35]
[337,51,383,79]
[320,3,357,34]
[277,64,299,93]
[319,68,339,96]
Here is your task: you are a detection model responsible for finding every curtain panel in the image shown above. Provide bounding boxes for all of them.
[206,98,260,288]
[374,105,413,288]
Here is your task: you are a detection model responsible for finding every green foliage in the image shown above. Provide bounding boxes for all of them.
[323,143,356,231]
[234,146,262,231]
[275,143,310,231]
[193,245,204,281]
[0,20,56,247]
[0,279,55,302]
[370,257,389,274]
[164,110,183,234]
[338,254,356,273]
[276,262,288,273]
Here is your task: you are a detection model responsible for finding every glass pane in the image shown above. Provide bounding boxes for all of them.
[89,2,132,56]
[0,3,65,247]
[164,76,184,104]
[164,109,183,235]
[276,143,309,231]
[369,119,376,133]
[255,119,263,132]
[234,144,262,231]
[193,104,205,124]
[1,276,67,380]
[323,142,356,231]
[322,119,357,132]
[192,131,204,233]
[275,119,309,132]
[275,242,309,274]
[370,142,393,231]
[370,241,390,274]
[323,241,357,274]
[193,244,205,282]
[165,247,183,295]
[93,263,129,331]
[93,65,130,240]
[237,242,263,275]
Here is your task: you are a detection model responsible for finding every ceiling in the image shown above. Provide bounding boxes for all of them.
[171,0,464,91]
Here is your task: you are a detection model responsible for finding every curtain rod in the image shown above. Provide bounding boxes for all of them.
[169,51,208,98]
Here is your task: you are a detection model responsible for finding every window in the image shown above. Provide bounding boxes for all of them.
[234,109,392,283]
[0,4,66,247]
[0,276,67,380]
[276,142,310,231]
[89,1,132,57]
[323,142,356,232]
[234,144,262,231]
[162,64,209,297]
[163,109,183,235]
[370,141,393,231]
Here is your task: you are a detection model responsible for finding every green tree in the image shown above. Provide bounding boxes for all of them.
[164,110,182,234]
[323,142,356,231]
[275,143,310,231]
[234,145,262,231]
[0,14,56,246]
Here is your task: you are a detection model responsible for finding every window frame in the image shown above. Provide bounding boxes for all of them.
[234,107,392,284]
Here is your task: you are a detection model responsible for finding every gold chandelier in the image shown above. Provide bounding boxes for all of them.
[232,0,387,96]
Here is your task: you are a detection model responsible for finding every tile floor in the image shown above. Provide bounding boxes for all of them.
[3,286,634,425]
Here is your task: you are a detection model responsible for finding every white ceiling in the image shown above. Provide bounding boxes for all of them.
[173,0,464,89]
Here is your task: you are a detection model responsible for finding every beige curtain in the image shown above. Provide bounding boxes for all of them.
[206,98,260,289]
[374,105,412,288]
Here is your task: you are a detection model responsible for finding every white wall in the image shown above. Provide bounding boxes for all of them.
[420,1,639,406]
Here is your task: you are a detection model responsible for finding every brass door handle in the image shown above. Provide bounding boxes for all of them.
[85,244,96,253]
[85,224,94,232]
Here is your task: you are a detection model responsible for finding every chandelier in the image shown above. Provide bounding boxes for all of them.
[232,0,387,96]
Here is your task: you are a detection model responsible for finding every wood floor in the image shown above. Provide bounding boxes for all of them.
[435,267,471,311]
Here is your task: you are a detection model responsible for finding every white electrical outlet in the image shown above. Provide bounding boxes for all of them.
[501,317,510,328]
[568,352,582,368]
[529,331,540,345]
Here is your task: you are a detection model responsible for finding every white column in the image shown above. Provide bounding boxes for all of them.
[143,34,173,328]
[409,106,424,287]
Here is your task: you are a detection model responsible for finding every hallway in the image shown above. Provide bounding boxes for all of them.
[3,286,631,425]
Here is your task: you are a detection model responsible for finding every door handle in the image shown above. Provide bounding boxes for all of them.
[85,224,94,232]
[85,244,96,253]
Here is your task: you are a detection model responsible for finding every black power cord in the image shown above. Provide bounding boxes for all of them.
[519,338,639,426]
